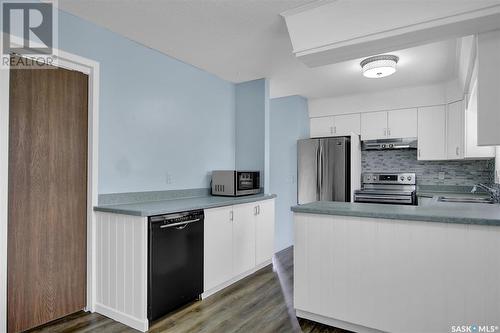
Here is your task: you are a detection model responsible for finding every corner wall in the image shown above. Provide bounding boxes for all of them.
[269,95,309,252]
[235,79,270,190]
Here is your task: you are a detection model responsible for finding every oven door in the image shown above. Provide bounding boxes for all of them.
[354,190,415,205]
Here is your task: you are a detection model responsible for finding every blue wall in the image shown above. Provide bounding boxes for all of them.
[57,11,236,194]
[269,96,309,251]
[235,79,269,190]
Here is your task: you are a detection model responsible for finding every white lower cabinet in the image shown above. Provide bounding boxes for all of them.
[294,213,500,333]
[255,199,275,265]
[203,199,275,296]
[232,202,257,276]
[203,206,234,292]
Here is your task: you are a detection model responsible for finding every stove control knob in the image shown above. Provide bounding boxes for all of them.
[407,176,412,181]
[400,176,405,181]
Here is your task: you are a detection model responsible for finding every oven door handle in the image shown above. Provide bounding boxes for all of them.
[354,191,414,196]
[355,195,412,200]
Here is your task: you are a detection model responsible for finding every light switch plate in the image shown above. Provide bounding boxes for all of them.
[438,172,445,180]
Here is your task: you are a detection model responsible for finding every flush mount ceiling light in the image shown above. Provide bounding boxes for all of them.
[360,55,399,78]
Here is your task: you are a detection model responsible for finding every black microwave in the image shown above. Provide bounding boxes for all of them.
[211,170,260,196]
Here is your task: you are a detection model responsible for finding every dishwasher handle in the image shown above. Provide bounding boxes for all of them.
[159,218,201,229]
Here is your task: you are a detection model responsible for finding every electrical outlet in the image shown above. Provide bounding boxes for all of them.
[438,172,445,180]
[165,172,173,185]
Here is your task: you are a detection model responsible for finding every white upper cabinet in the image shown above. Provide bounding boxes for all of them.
[387,108,417,138]
[310,114,360,138]
[361,109,417,140]
[310,116,334,138]
[360,111,388,140]
[446,101,465,160]
[418,105,447,160]
[334,113,360,136]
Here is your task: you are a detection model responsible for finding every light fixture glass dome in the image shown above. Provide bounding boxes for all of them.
[360,55,399,78]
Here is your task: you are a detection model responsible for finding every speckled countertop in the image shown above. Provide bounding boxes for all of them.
[291,201,500,226]
[94,193,276,217]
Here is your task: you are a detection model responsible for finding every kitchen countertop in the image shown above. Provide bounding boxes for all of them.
[291,200,500,226]
[94,193,277,217]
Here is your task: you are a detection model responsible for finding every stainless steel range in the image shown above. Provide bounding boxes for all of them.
[354,172,417,205]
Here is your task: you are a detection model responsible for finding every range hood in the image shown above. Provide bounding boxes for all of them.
[362,138,417,150]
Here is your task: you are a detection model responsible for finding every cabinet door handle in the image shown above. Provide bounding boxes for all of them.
[418,149,421,158]
[254,206,258,216]
[456,147,459,156]
[387,128,391,137]
[330,126,333,134]
[334,126,337,134]
[230,210,234,221]
[257,205,260,215]
[384,128,387,137]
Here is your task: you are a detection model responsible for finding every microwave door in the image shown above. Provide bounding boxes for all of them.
[298,139,320,204]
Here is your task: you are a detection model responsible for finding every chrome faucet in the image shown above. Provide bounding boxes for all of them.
[471,183,500,203]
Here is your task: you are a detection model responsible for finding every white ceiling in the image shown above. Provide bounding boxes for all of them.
[59,0,458,99]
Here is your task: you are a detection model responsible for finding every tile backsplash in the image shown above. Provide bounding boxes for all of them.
[362,150,495,186]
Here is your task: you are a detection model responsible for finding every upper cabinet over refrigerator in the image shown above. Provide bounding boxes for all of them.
[310,114,360,138]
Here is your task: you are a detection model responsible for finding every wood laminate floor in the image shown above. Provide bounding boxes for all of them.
[26,247,350,333]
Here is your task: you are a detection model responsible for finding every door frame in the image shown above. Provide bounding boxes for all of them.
[0,50,100,331]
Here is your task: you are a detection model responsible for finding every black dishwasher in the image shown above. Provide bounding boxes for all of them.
[148,209,204,321]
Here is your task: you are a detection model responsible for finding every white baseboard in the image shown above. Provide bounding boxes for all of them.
[95,303,148,332]
[202,259,272,299]
[295,309,385,333]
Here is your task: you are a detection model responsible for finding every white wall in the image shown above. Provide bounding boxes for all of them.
[308,83,447,117]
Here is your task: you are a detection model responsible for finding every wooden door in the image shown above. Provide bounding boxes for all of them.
[203,206,234,291]
[8,59,88,333]
[360,111,387,140]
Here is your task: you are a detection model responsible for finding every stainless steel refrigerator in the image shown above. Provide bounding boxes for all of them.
[297,137,351,204]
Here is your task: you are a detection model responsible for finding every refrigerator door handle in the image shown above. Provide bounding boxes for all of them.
[316,143,321,199]
[318,141,324,200]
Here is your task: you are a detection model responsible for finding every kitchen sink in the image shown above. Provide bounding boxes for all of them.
[437,196,494,204]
